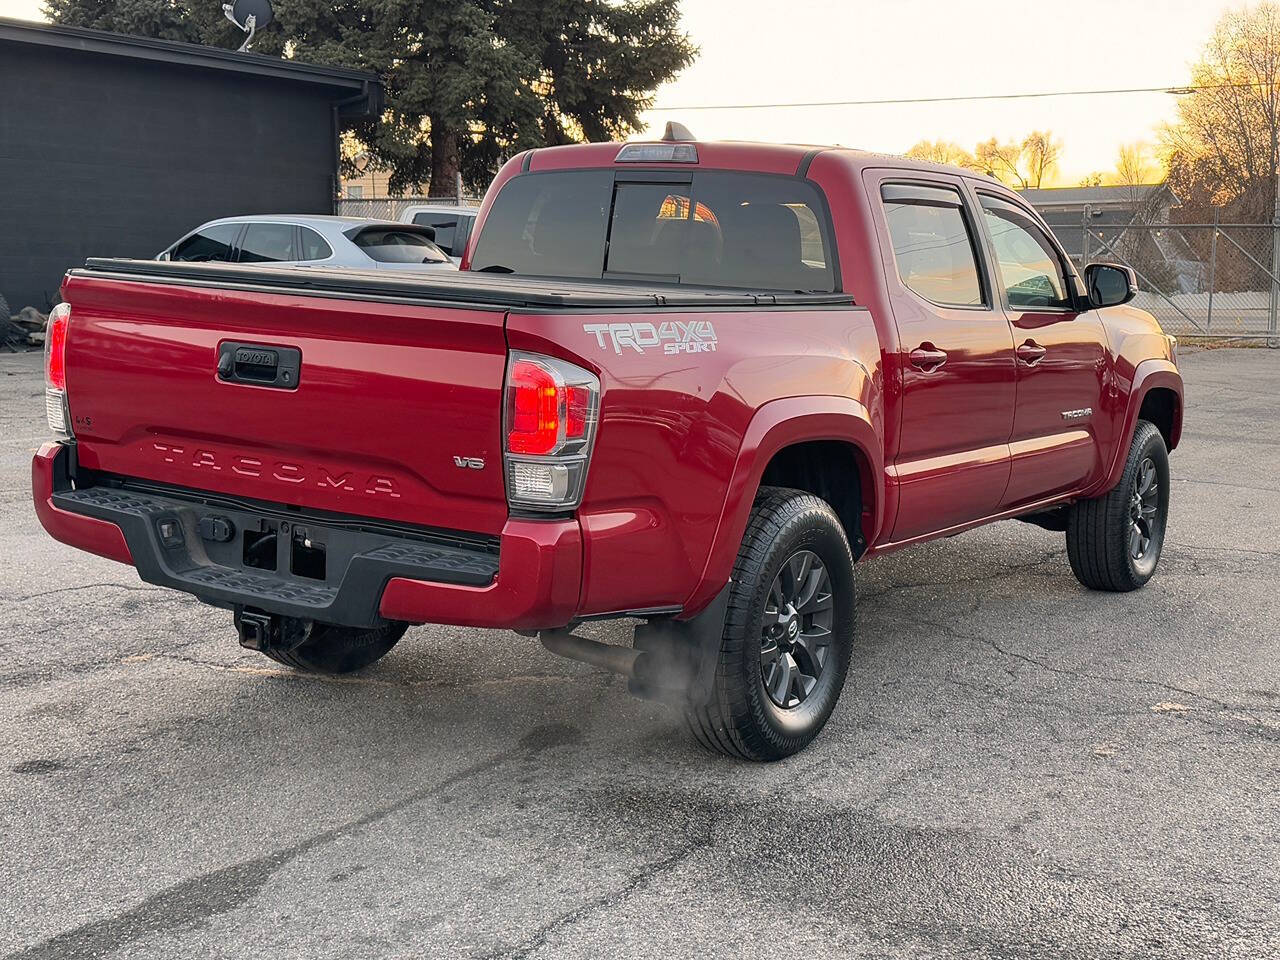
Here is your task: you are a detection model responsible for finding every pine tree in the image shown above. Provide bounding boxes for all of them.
[44,0,696,195]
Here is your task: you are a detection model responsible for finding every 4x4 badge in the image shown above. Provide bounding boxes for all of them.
[583,320,717,355]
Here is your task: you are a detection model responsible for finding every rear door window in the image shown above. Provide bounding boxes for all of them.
[469,170,836,292]
[352,229,449,264]
[881,183,985,307]
[238,223,298,263]
[171,223,241,262]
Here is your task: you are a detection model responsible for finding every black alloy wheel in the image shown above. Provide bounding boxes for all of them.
[760,550,834,709]
[1129,456,1161,576]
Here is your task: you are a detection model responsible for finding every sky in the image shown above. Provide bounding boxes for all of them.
[0,0,1251,184]
[639,0,1246,183]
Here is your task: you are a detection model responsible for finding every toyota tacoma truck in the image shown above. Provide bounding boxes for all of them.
[32,131,1183,761]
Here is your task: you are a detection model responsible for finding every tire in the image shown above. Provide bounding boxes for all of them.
[1067,419,1170,592]
[685,486,856,761]
[262,621,407,674]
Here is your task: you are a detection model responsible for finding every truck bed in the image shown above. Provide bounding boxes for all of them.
[80,258,857,309]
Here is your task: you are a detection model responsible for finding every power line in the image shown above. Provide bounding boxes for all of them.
[652,82,1267,112]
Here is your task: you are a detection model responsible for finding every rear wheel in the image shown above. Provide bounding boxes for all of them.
[685,487,856,761]
[1067,419,1170,591]
[261,621,407,674]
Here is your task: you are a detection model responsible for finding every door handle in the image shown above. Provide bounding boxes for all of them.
[909,343,948,372]
[1016,340,1047,366]
[217,342,302,390]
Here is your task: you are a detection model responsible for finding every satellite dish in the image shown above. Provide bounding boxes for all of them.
[222,0,273,52]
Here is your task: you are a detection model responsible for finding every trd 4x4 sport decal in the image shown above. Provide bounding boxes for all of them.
[583,320,718,355]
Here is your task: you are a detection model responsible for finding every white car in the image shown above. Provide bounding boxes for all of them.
[158,216,457,272]
[397,204,478,261]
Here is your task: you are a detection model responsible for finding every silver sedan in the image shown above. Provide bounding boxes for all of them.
[158,215,457,272]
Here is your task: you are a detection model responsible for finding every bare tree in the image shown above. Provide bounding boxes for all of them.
[1162,3,1280,219]
[1022,130,1062,188]
[1113,141,1156,203]
[974,138,1030,189]
[904,140,978,169]
[905,131,1061,190]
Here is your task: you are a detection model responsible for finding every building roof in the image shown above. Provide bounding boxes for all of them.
[0,16,382,118]
[1019,184,1165,210]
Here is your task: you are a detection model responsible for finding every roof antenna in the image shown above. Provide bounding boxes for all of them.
[662,121,696,142]
[222,0,274,52]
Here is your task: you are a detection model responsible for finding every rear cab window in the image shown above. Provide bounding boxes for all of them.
[469,169,837,292]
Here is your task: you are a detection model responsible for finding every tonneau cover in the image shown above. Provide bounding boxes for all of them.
[77,258,856,310]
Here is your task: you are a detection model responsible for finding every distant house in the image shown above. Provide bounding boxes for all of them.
[1021,184,1174,265]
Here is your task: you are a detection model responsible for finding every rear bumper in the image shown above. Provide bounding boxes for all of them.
[32,442,582,631]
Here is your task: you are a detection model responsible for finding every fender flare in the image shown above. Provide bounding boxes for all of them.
[1099,358,1183,493]
[680,395,883,616]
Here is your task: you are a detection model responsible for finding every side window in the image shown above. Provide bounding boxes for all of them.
[979,195,1071,309]
[171,223,240,262]
[299,227,332,262]
[238,223,298,263]
[881,184,985,307]
[412,214,458,256]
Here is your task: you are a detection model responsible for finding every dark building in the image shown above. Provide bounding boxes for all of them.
[1021,184,1173,265]
[0,17,381,311]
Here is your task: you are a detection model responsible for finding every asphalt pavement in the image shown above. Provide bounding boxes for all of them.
[1,346,1277,959]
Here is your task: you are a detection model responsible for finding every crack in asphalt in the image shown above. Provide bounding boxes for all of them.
[857,550,1065,603]
[0,582,178,604]
[480,840,714,960]
[897,612,1280,734]
[153,650,591,692]
[1173,476,1280,495]
[3,724,584,960]
[1166,540,1280,561]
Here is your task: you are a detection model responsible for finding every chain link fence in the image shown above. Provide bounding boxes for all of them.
[1082,219,1280,343]
[336,196,484,221]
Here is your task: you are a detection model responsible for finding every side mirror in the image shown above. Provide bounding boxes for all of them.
[1084,262,1137,308]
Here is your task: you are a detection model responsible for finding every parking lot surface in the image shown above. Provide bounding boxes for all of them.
[1,347,1277,959]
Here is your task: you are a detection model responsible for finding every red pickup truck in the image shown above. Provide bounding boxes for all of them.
[33,132,1182,760]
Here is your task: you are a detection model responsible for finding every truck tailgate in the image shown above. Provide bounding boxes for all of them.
[61,273,510,536]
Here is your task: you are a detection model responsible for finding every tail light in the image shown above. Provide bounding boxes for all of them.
[44,303,72,437]
[503,352,599,510]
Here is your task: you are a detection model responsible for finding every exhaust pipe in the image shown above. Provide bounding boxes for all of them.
[538,625,702,705]
[540,629,641,677]
[538,587,732,706]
